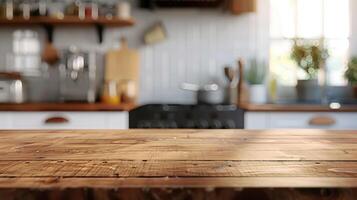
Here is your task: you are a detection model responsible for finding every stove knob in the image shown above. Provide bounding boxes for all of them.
[223,120,236,129]
[197,120,209,129]
[167,121,178,128]
[138,121,151,128]
[210,120,223,129]
[185,120,195,129]
[152,121,165,129]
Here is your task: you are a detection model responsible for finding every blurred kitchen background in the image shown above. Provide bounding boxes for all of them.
[0,0,266,104]
[1,0,357,130]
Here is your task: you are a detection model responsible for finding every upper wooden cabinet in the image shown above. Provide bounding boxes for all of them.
[140,0,224,8]
[230,0,256,15]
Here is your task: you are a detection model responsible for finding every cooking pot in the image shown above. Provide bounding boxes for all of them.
[181,83,224,105]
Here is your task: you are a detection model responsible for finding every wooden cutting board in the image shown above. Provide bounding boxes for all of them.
[105,38,140,96]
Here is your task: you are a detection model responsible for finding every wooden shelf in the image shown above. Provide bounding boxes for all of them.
[0,103,137,112]
[230,0,256,15]
[0,16,135,26]
[0,16,135,43]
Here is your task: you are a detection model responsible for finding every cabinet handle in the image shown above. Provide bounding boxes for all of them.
[44,116,69,124]
[309,116,336,126]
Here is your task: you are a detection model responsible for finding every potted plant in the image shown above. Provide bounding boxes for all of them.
[291,39,329,103]
[345,57,357,98]
[246,59,267,104]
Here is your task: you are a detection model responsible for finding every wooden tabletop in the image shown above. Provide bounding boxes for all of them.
[0,129,357,189]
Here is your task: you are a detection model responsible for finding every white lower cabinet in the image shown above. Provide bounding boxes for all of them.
[0,112,128,130]
[245,112,357,130]
[0,114,11,129]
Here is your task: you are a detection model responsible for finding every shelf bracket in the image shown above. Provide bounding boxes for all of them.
[95,24,104,44]
[44,24,54,43]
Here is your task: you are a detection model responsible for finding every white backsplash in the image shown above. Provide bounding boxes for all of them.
[0,6,261,104]
[117,9,258,104]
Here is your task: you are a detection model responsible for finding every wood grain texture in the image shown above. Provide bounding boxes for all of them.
[240,103,357,112]
[0,129,357,188]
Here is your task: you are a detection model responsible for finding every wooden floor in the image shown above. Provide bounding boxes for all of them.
[0,129,356,189]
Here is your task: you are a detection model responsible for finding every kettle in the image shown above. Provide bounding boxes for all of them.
[181,83,224,105]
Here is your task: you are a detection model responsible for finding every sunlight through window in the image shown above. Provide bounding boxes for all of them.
[270,0,350,86]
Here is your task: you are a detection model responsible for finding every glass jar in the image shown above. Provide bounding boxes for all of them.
[0,0,6,18]
[29,0,47,17]
[119,79,136,103]
[65,0,79,16]
[101,80,121,105]
[116,1,130,19]
[38,0,47,16]
[20,0,31,19]
[5,0,14,19]
[48,0,64,19]
[74,0,98,19]
[99,1,115,19]
[12,0,22,17]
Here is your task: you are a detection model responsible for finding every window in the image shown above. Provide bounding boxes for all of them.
[270,0,350,86]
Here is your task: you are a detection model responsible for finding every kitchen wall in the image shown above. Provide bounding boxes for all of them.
[351,0,357,57]
[0,0,266,104]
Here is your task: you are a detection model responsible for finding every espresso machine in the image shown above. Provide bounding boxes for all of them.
[59,46,101,103]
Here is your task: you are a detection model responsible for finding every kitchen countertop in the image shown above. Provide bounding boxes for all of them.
[0,129,357,189]
[0,103,136,112]
[2,102,357,112]
[240,102,357,112]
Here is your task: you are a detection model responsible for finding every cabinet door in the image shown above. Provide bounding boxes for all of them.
[268,112,357,130]
[0,113,11,129]
[7,112,128,130]
[245,112,357,130]
[244,112,269,129]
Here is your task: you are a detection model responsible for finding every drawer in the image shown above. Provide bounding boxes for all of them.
[245,112,269,129]
[6,112,128,130]
[268,112,357,130]
[0,113,11,129]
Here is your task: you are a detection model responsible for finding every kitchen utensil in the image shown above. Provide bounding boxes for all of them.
[144,22,167,45]
[181,83,224,105]
[224,66,235,83]
[224,65,239,105]
[41,28,59,65]
[238,58,248,105]
[105,37,139,103]
[42,41,59,65]
[0,72,25,103]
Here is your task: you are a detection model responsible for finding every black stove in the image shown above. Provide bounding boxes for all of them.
[129,104,244,129]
